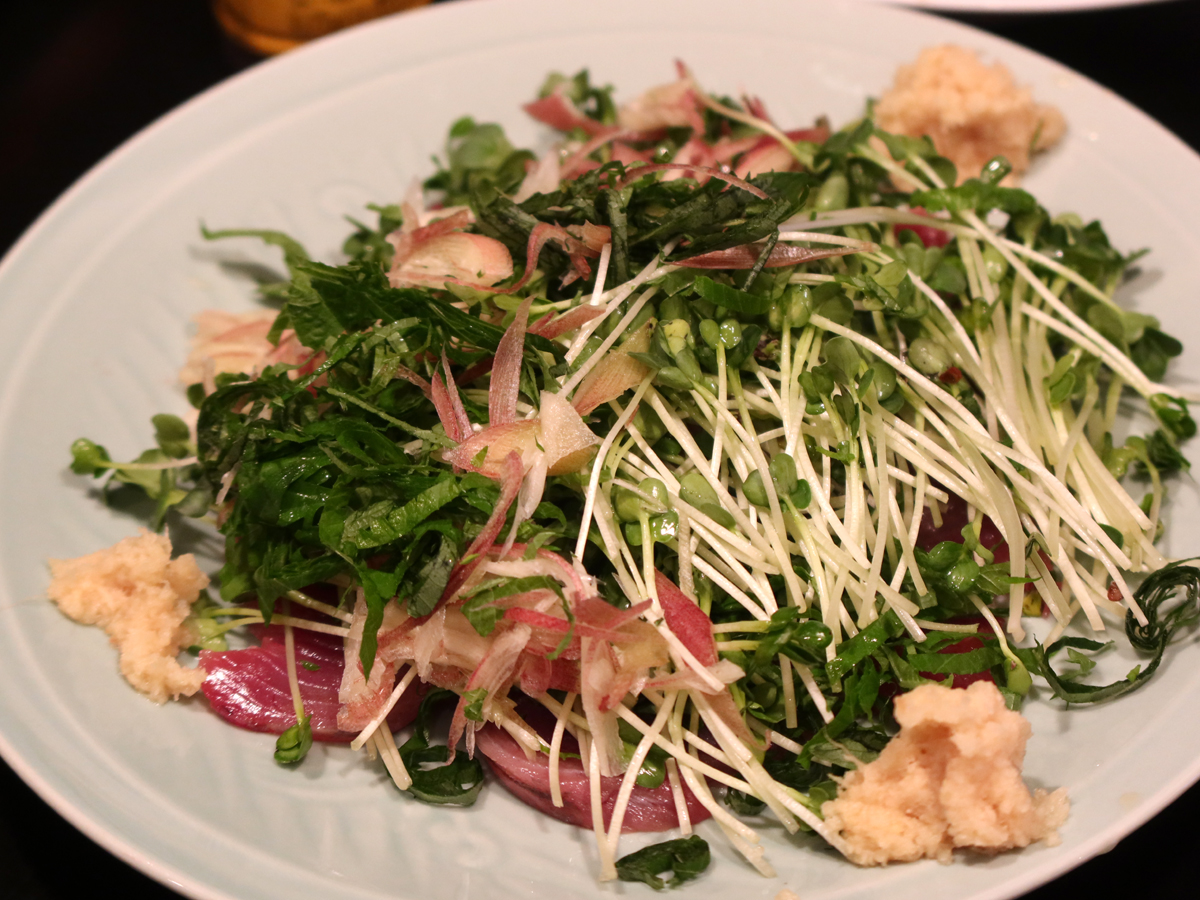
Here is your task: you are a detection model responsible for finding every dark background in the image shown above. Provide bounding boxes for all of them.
[1,0,1198,897]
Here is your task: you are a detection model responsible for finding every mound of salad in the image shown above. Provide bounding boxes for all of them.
[55,62,1200,887]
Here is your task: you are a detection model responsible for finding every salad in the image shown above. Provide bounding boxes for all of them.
[56,63,1200,887]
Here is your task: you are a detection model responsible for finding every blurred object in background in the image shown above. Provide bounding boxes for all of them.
[213,0,430,54]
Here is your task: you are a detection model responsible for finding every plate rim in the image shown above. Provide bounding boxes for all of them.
[872,0,1172,14]
[2,1,1200,899]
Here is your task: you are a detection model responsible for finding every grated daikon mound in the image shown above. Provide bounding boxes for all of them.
[47,530,209,703]
[822,681,1069,866]
[875,45,1065,184]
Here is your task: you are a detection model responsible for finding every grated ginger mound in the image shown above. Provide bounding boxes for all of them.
[875,45,1065,184]
[822,681,1069,866]
[47,530,209,703]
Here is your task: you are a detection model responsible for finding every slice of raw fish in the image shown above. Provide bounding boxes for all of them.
[474,719,711,832]
[200,626,422,742]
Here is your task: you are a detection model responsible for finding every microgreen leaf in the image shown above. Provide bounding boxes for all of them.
[274,715,312,764]
[910,180,1036,216]
[692,275,772,315]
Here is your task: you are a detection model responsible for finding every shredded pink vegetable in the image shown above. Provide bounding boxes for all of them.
[489,297,531,427]
[678,243,858,269]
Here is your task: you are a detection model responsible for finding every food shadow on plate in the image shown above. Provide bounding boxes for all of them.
[67,473,156,522]
[187,242,292,309]
[62,471,224,566]
[1111,265,1167,333]
[164,516,224,569]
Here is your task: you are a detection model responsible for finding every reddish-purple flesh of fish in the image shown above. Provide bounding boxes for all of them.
[474,711,711,832]
[199,625,421,742]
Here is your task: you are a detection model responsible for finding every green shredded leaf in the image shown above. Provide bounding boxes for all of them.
[615,836,711,890]
[1033,561,1200,703]
[398,689,486,806]
[461,688,488,722]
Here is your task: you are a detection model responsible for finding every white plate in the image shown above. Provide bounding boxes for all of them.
[2,1,1200,898]
[868,0,1171,14]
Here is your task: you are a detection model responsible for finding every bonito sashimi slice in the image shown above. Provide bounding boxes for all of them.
[200,626,422,742]
[474,718,711,832]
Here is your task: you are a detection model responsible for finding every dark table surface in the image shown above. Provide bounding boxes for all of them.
[2,1,1198,897]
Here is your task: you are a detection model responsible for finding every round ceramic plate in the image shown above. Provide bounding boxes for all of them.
[869,0,1171,14]
[2,1,1200,899]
